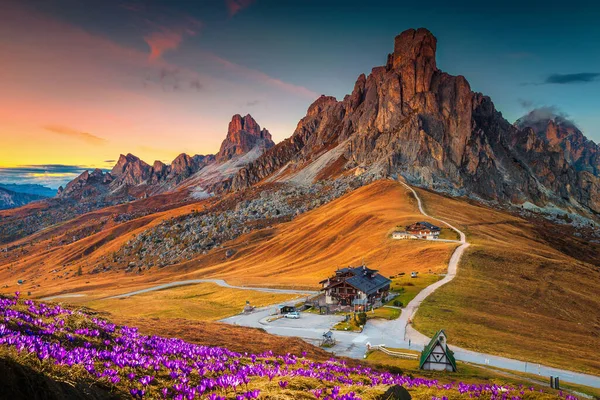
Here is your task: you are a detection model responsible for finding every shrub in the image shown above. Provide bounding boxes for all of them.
[356,312,367,326]
[393,300,403,307]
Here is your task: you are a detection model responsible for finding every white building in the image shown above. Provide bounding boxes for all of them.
[419,330,457,372]
[391,231,418,240]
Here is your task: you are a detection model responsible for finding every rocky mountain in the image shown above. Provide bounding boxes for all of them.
[216,114,274,162]
[514,111,599,176]
[0,187,46,210]
[231,28,600,217]
[57,114,271,203]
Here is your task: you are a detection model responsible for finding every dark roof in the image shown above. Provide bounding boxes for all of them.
[344,266,391,295]
[417,221,440,230]
[419,329,457,371]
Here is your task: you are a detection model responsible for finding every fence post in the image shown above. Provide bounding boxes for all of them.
[550,376,554,389]
[555,377,559,390]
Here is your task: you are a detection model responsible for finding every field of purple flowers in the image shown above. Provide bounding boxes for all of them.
[0,293,577,400]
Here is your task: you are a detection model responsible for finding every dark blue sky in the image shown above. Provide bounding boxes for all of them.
[1,0,599,184]
[55,0,600,138]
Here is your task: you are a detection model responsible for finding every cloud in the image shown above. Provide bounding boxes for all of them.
[206,53,319,99]
[225,0,255,16]
[545,73,600,84]
[104,160,116,163]
[515,106,578,130]
[144,29,185,61]
[246,99,260,106]
[0,165,89,189]
[44,125,108,145]
[142,16,202,62]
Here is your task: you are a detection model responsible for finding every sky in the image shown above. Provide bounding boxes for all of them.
[0,0,598,189]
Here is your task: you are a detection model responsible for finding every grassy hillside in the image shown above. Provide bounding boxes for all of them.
[0,180,457,298]
[412,188,600,376]
[174,180,457,288]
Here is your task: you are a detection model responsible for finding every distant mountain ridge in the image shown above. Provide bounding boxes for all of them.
[229,28,599,217]
[57,114,273,202]
[0,183,56,198]
[0,187,46,210]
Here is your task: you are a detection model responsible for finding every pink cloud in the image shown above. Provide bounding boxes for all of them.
[144,28,184,61]
[225,0,255,16]
[206,53,319,99]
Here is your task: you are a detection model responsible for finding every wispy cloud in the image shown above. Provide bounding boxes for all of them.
[246,99,260,106]
[545,72,600,84]
[515,105,579,130]
[523,72,600,86]
[144,28,185,61]
[206,53,319,99]
[44,125,108,145]
[225,0,255,16]
[141,15,202,62]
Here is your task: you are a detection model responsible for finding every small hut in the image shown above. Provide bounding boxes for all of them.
[419,330,457,372]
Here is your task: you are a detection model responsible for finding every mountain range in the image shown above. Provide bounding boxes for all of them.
[57,114,275,202]
[228,28,599,217]
[51,28,600,221]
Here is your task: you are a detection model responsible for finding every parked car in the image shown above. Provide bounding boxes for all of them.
[284,311,300,319]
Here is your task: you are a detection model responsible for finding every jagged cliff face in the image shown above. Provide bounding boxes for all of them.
[232,28,599,215]
[216,114,274,162]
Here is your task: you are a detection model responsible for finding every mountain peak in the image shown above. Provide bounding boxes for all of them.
[391,28,438,95]
[217,114,275,162]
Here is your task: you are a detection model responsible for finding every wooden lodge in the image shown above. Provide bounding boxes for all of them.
[320,265,391,310]
[405,221,441,239]
[419,330,457,372]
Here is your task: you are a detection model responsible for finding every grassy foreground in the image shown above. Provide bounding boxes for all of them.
[0,294,577,400]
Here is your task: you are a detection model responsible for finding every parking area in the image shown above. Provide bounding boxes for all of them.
[271,312,343,330]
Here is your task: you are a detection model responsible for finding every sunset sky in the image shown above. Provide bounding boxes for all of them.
[1,0,599,188]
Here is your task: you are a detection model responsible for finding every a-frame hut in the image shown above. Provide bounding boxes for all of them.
[419,330,457,372]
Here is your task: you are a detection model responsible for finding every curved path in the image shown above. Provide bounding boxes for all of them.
[364,181,600,388]
[394,180,470,343]
[40,279,317,302]
[105,279,318,299]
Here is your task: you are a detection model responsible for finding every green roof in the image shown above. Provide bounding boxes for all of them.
[419,329,457,371]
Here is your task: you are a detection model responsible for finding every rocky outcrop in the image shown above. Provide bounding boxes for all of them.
[216,114,274,162]
[232,28,600,216]
[57,169,113,200]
